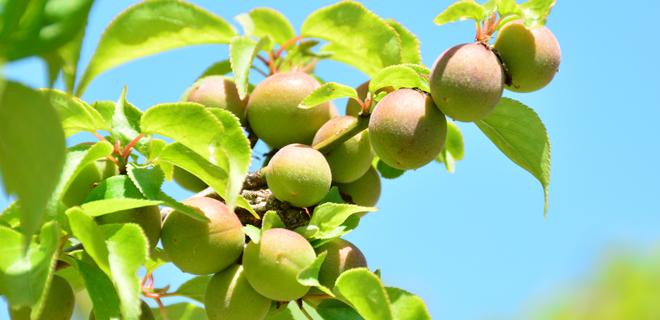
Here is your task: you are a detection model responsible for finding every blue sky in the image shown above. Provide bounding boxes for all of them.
[2,0,660,319]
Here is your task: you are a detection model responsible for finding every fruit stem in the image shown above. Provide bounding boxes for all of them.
[275,35,304,59]
[267,50,277,75]
[314,114,370,155]
[256,54,269,67]
[92,131,108,142]
[122,133,145,158]
[299,58,319,73]
[304,294,334,300]
[297,302,314,320]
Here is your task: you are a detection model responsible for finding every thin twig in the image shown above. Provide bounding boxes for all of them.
[275,35,304,59]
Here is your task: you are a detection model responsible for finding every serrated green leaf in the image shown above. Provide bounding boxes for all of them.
[100,223,148,320]
[319,42,381,77]
[2,221,60,318]
[400,63,431,92]
[106,86,153,157]
[145,247,170,275]
[297,251,334,296]
[475,98,550,215]
[66,207,112,277]
[315,299,364,320]
[386,19,421,65]
[0,201,21,228]
[521,0,556,28]
[435,121,464,173]
[375,158,405,179]
[175,275,212,303]
[126,163,164,200]
[84,175,145,203]
[230,35,273,99]
[302,2,402,72]
[78,259,122,320]
[497,0,523,18]
[235,8,295,46]
[75,0,237,96]
[386,287,431,320]
[158,191,208,222]
[152,302,208,320]
[81,199,164,217]
[369,65,421,93]
[482,0,499,14]
[243,225,262,244]
[309,203,376,240]
[333,268,393,320]
[311,214,360,248]
[262,211,286,231]
[436,148,456,173]
[54,257,84,293]
[265,307,295,320]
[0,226,24,297]
[433,0,487,25]
[198,60,233,79]
[0,81,66,244]
[300,82,358,109]
[39,88,109,137]
[294,225,320,239]
[319,187,347,205]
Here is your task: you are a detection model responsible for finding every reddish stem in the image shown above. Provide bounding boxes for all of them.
[267,51,276,75]
[256,55,269,67]
[106,155,122,167]
[275,35,304,59]
[299,58,319,74]
[113,139,122,154]
[93,131,108,142]
[122,133,145,158]
[155,297,169,320]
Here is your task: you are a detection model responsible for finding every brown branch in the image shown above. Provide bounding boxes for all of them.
[243,169,266,190]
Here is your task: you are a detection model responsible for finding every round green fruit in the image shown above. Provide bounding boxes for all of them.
[9,275,74,320]
[369,89,448,170]
[183,76,249,126]
[243,228,316,301]
[494,20,561,93]
[313,116,374,183]
[246,71,331,148]
[429,43,504,122]
[90,299,154,320]
[345,81,394,117]
[335,166,381,208]
[308,238,367,295]
[205,264,271,320]
[95,205,161,252]
[266,144,332,208]
[61,160,119,207]
[161,197,245,275]
[173,166,208,193]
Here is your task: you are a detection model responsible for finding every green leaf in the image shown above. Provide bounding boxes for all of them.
[311,214,360,248]
[319,187,347,205]
[297,251,334,296]
[300,82,358,109]
[243,225,262,244]
[309,203,376,240]
[375,158,405,179]
[145,247,170,275]
[0,226,24,296]
[265,308,295,320]
[66,207,112,277]
[400,63,431,92]
[77,260,122,320]
[0,201,21,228]
[107,87,153,157]
[198,60,232,79]
[333,268,393,320]
[0,0,30,43]
[75,0,237,96]
[100,223,149,320]
[294,225,320,239]
[0,81,66,243]
[2,221,60,318]
[497,0,523,19]
[84,175,145,202]
[301,2,402,72]
[435,121,464,173]
[262,211,286,231]
[57,20,87,93]
[435,148,456,173]
[38,88,109,137]
[318,42,381,76]
[230,35,273,99]
[433,0,487,25]
[369,65,421,93]
[175,275,212,303]
[482,0,499,14]
[157,191,209,222]
[81,199,163,217]
[474,98,551,215]
[315,299,364,320]
[234,8,296,46]
[385,287,431,320]
[386,19,421,65]
[152,302,208,320]
[521,0,556,28]
[126,163,164,200]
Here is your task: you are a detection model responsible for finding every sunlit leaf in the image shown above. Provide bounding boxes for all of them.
[333,268,393,320]
[433,0,487,25]
[386,287,431,320]
[153,302,208,320]
[300,82,358,109]
[126,162,164,200]
[521,0,556,29]
[39,88,109,137]
[66,207,112,277]
[145,248,170,275]
[369,65,421,93]
[262,211,286,231]
[297,251,334,296]
[386,19,421,64]
[78,260,122,320]
[198,60,232,79]
[175,275,212,303]
[308,203,376,239]
[234,8,295,45]
[230,35,273,100]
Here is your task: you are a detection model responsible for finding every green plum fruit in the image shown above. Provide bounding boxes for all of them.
[266,144,332,208]
[9,275,74,320]
[182,76,249,126]
[369,89,448,170]
[313,116,374,183]
[246,71,331,148]
[345,81,394,117]
[494,20,561,93]
[429,43,504,122]
[90,299,154,320]
[161,197,245,275]
[335,166,381,208]
[308,238,367,295]
[205,264,271,320]
[61,160,119,207]
[243,228,316,301]
[95,205,161,252]
[173,166,208,193]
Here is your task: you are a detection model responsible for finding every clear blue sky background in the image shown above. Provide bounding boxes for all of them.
[2,0,660,319]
